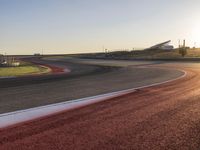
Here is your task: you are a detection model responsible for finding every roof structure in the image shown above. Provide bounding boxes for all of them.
[147,40,172,50]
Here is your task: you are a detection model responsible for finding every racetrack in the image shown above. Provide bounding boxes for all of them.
[0,58,182,114]
[0,57,104,88]
[1,59,199,149]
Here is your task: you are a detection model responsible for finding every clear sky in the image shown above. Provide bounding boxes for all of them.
[1,0,200,55]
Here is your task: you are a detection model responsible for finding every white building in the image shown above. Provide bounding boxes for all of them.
[160,45,174,50]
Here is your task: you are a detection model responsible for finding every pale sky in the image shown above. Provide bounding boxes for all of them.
[1,0,200,55]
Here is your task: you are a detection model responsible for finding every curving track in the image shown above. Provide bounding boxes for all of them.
[0,57,104,88]
[0,58,182,114]
[1,60,200,149]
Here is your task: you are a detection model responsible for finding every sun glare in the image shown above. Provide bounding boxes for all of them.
[191,25,200,46]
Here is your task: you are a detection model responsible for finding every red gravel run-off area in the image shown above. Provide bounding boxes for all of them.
[32,62,65,73]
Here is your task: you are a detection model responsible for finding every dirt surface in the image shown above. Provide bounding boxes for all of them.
[0,63,200,149]
[0,58,183,114]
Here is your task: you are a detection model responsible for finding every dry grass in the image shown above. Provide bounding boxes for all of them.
[0,65,49,77]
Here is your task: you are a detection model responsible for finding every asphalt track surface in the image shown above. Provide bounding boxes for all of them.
[0,59,198,150]
[0,58,182,114]
[0,57,105,88]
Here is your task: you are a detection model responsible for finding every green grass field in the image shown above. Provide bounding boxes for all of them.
[0,65,50,77]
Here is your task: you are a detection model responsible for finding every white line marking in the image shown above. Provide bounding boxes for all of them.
[0,68,186,129]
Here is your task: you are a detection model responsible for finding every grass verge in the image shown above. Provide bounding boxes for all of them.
[0,65,50,77]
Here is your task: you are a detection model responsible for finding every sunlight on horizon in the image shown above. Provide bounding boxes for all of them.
[1,0,200,54]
